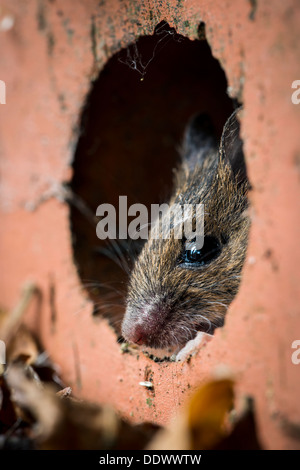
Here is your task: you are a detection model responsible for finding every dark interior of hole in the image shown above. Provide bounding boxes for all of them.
[70,22,236,336]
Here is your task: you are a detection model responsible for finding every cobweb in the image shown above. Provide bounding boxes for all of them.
[118,21,183,78]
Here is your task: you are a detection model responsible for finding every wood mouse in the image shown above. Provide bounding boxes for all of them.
[121,108,250,354]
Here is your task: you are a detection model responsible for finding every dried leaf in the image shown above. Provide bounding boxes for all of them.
[148,378,234,450]
[148,379,263,450]
[6,325,39,365]
[0,283,38,344]
[5,364,159,450]
[188,378,234,449]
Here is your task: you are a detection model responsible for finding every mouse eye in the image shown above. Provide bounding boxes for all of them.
[181,236,221,266]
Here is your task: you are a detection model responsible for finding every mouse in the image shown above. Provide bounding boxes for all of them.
[121,108,250,353]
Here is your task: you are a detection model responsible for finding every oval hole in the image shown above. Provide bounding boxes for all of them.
[69,21,235,338]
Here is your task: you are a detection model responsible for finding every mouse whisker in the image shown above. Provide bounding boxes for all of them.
[95,243,131,274]
[206,301,229,309]
[186,312,214,333]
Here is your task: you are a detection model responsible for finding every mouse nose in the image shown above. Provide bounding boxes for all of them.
[128,325,147,345]
[122,302,168,346]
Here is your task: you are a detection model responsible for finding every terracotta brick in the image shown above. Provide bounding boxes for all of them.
[0,0,299,449]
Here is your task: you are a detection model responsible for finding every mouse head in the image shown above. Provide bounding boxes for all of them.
[122,109,250,351]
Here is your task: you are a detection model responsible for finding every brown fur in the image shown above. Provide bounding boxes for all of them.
[122,111,250,350]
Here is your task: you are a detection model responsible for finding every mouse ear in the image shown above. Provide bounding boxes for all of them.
[181,113,218,171]
[219,108,247,184]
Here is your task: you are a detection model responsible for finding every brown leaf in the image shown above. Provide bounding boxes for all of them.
[0,283,38,344]
[6,326,39,366]
[148,378,234,450]
[188,378,234,449]
[5,364,159,450]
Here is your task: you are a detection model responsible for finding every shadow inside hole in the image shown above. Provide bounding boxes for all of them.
[70,21,235,337]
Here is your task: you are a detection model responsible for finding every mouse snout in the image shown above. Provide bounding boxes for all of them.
[122,301,169,346]
[126,324,148,345]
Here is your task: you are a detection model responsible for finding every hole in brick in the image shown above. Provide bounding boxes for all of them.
[69,21,239,347]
